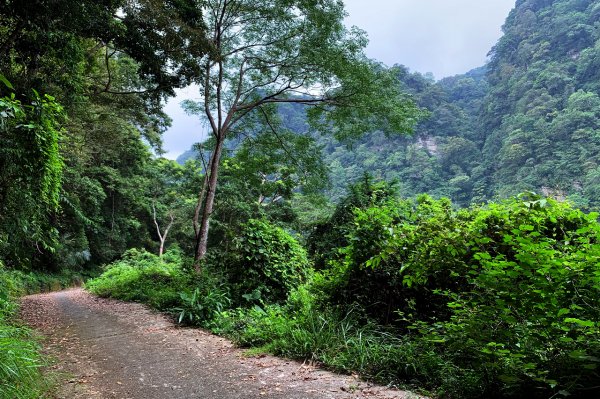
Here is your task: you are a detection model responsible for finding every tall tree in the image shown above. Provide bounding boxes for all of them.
[184,0,423,268]
[1,0,210,101]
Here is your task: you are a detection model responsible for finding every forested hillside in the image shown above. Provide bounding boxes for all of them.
[325,0,600,207]
[322,66,488,204]
[479,0,600,207]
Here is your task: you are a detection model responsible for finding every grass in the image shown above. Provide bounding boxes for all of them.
[212,303,459,398]
[0,324,49,399]
[0,264,83,399]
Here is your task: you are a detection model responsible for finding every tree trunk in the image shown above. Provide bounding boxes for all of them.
[159,238,166,257]
[153,203,174,258]
[194,137,225,272]
[158,215,173,257]
[193,172,209,239]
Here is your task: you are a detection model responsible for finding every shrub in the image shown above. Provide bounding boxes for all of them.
[224,219,311,305]
[175,274,231,327]
[307,174,397,269]
[86,248,190,309]
[324,193,600,398]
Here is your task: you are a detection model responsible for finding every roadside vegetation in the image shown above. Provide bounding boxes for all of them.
[88,186,600,399]
[0,264,83,399]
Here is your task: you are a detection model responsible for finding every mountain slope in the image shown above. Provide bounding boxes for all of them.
[477,0,600,207]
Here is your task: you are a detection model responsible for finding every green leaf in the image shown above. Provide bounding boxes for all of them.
[557,308,570,317]
[0,74,13,90]
[564,318,595,328]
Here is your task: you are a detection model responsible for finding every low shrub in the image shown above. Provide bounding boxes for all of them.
[86,223,311,326]
[175,274,231,327]
[223,219,311,305]
[86,248,191,310]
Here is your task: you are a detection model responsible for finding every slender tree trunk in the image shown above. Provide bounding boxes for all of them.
[159,238,165,257]
[158,215,174,258]
[153,203,174,258]
[193,171,210,239]
[194,136,225,271]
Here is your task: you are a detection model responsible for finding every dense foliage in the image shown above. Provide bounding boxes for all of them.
[87,190,600,399]
[307,174,397,269]
[0,0,212,272]
[4,1,600,398]
[224,219,310,304]
[0,80,64,268]
[479,0,600,207]
[321,194,600,397]
[88,219,311,309]
[321,66,487,205]
[86,248,190,309]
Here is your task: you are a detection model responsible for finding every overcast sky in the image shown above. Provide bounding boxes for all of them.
[162,0,515,159]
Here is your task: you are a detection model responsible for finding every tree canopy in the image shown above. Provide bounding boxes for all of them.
[182,0,423,265]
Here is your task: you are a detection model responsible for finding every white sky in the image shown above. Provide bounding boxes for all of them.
[162,0,515,159]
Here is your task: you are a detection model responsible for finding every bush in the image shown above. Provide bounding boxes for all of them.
[307,174,396,269]
[174,274,231,327]
[86,248,191,310]
[322,193,600,398]
[223,219,311,305]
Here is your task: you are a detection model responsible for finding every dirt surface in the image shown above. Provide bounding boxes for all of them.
[19,289,422,399]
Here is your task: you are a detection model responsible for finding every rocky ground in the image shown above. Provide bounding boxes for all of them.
[19,289,423,399]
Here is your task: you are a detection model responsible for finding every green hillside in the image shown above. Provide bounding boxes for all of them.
[330,0,600,208]
[323,66,488,205]
[478,0,600,208]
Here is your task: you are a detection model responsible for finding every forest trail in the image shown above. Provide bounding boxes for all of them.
[19,289,419,399]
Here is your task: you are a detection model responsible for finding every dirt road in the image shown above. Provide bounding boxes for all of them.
[19,289,420,399]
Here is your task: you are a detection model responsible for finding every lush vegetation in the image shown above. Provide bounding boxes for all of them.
[179,0,600,209]
[87,189,600,398]
[0,263,81,399]
[3,0,600,398]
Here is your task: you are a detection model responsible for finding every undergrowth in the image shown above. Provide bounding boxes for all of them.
[0,263,76,399]
[86,248,191,310]
[87,197,600,399]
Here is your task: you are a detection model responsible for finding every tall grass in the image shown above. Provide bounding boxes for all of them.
[214,302,470,397]
[0,264,74,399]
[0,324,47,399]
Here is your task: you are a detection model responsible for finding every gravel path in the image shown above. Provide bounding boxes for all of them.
[19,289,421,399]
